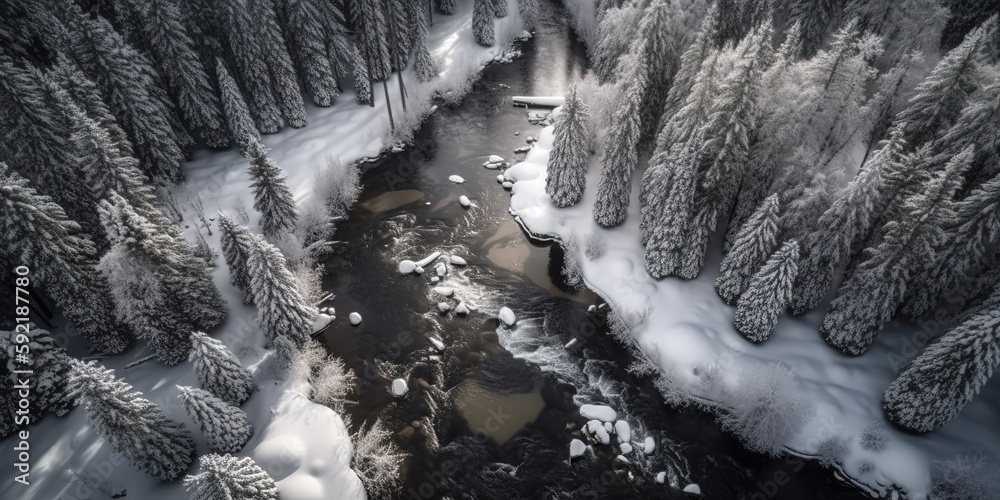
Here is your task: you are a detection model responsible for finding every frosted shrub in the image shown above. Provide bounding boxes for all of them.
[718,362,815,456]
[351,418,404,498]
[314,156,361,220]
[575,74,621,151]
[311,356,355,413]
[859,421,888,452]
[293,263,325,307]
[930,454,1000,500]
[816,437,848,466]
[560,235,583,289]
[585,231,606,260]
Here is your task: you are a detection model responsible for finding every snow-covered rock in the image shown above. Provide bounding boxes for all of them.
[434,263,448,276]
[683,484,702,497]
[586,420,610,445]
[432,286,454,297]
[514,146,531,154]
[428,336,446,351]
[502,181,513,189]
[644,437,655,455]
[619,442,633,455]
[655,472,666,484]
[391,378,408,397]
[448,175,465,184]
[459,195,471,207]
[312,314,333,333]
[526,136,536,143]
[449,255,467,266]
[565,338,578,349]
[496,174,506,182]
[580,404,617,422]
[430,277,440,283]
[569,439,587,459]
[604,422,614,434]
[498,307,516,326]
[437,302,452,312]
[398,260,417,274]
[487,155,504,163]
[455,301,470,315]
[615,421,631,443]
[415,251,442,268]
[414,266,425,274]
[349,312,362,326]
[615,455,629,464]
[482,155,507,169]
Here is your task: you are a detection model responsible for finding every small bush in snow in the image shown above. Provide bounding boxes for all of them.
[817,437,848,466]
[585,231,606,260]
[717,363,815,456]
[859,421,888,452]
[352,418,405,498]
[293,262,325,308]
[560,235,584,289]
[299,341,356,413]
[930,454,1000,500]
[314,155,361,220]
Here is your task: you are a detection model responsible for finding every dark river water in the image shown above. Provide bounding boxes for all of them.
[317,2,871,499]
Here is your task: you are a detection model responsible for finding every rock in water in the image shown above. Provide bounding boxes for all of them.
[580,404,617,422]
[683,484,702,497]
[569,439,586,459]
[619,442,633,454]
[391,378,408,397]
[437,302,451,312]
[455,301,470,315]
[498,307,516,326]
[415,251,442,268]
[655,472,666,484]
[459,195,471,208]
[435,263,448,276]
[349,312,362,326]
[496,174,506,182]
[311,314,333,333]
[448,175,465,184]
[488,155,504,163]
[615,421,631,443]
[449,255,467,266]
[644,436,655,455]
[502,181,513,190]
[398,260,416,274]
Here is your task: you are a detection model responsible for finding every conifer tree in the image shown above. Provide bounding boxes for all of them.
[787,0,842,57]
[282,0,340,106]
[735,240,800,343]
[659,7,720,143]
[177,385,253,454]
[252,0,308,128]
[0,164,130,354]
[932,75,1000,176]
[591,2,643,83]
[632,0,684,139]
[439,0,456,14]
[644,139,699,278]
[184,454,279,500]
[189,331,254,406]
[247,141,298,238]
[546,86,590,208]
[387,0,415,71]
[493,0,508,17]
[218,213,258,304]
[216,60,261,156]
[715,195,780,305]
[249,235,316,345]
[0,325,72,420]
[821,147,973,355]
[0,365,17,440]
[473,0,496,47]
[215,0,284,133]
[353,0,393,82]
[678,202,715,280]
[352,44,374,105]
[593,66,645,227]
[883,291,1000,432]
[67,359,196,481]
[49,55,132,156]
[412,0,440,83]
[518,0,538,29]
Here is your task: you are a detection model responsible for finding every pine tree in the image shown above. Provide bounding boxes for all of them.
[387,0,415,71]
[493,0,508,17]
[49,55,132,157]
[715,195,780,305]
[67,359,196,480]
[883,291,1000,432]
[0,164,130,354]
[353,0,393,82]
[678,201,715,280]
[118,0,230,148]
[659,7,720,144]
[215,0,284,133]
[518,0,538,29]
[644,139,699,278]
[282,0,340,106]
[252,0,308,128]
[592,2,643,83]
[932,76,1000,177]
[189,331,254,406]
[184,454,279,500]
[820,147,973,355]
[352,43,374,105]
[0,325,72,420]
[0,364,18,439]
[735,240,800,343]
[412,0,440,83]
[218,213,258,304]
[473,0,496,47]
[249,235,316,345]
[787,0,842,58]
[593,66,645,227]
[216,60,261,156]
[632,0,684,139]
[177,385,253,454]
[545,86,591,208]
[247,142,298,238]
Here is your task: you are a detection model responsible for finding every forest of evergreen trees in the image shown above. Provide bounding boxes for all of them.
[545,0,1000,434]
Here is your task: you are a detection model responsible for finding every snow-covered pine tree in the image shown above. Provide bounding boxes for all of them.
[352,43,374,105]
[821,147,974,355]
[644,139,699,279]
[387,0,415,71]
[412,0,440,83]
[218,213,257,304]
[249,235,316,345]
[677,201,715,280]
[545,86,591,207]
[593,64,645,227]
[49,55,132,157]
[251,0,308,128]
[189,331,254,406]
[215,0,283,133]
[473,0,496,47]
[0,325,72,420]
[439,0,457,15]
[715,194,780,305]
[177,385,253,454]
[493,0,508,17]
[184,454,279,500]
[883,290,1000,432]
[67,359,196,480]
[734,240,800,343]
[632,0,684,140]
[117,0,229,148]
[247,142,298,238]
[0,164,130,354]
[659,6,719,142]
[216,59,261,156]
[353,0,393,82]
[518,0,538,29]
[281,0,340,106]
[63,9,186,183]
[895,17,993,147]
[787,0,842,58]
[932,72,1000,177]
[0,365,17,439]
[591,2,643,83]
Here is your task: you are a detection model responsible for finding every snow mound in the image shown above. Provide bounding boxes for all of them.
[580,404,617,422]
[569,439,587,459]
[398,260,417,274]
[312,314,333,333]
[459,195,472,208]
[498,307,516,326]
[644,437,655,455]
[586,420,611,445]
[391,378,408,397]
[656,472,666,484]
[448,175,465,184]
[437,302,452,312]
[614,421,631,443]
[348,312,362,326]
[683,484,702,497]
[449,255,467,266]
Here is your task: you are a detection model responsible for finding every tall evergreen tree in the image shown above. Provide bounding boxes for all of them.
[216,60,260,156]
[715,194,780,305]
[353,0,393,81]
[735,240,800,343]
[251,0,308,128]
[247,141,298,238]
[0,163,129,354]
[184,454,279,500]
[218,213,258,304]
[249,235,316,345]
[632,0,684,139]
[787,0,842,58]
[545,86,591,208]
[820,147,973,355]
[281,0,340,106]
[439,0,457,15]
[518,0,538,29]
[473,0,496,47]
[593,65,645,227]
[592,2,644,83]
[387,0,415,71]
[67,359,196,480]
[49,55,132,157]
[883,290,1000,432]
[189,331,254,406]
[643,139,699,278]
[177,385,253,454]
[412,0,440,83]
[215,0,284,132]
[659,6,720,144]
[0,325,72,420]
[493,0,508,17]
[352,43,374,105]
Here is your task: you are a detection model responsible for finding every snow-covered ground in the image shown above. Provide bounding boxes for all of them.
[504,118,1000,500]
[1,4,528,500]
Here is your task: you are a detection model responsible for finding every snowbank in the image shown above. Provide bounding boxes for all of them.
[505,121,1000,499]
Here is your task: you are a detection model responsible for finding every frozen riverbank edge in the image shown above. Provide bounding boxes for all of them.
[504,118,1000,500]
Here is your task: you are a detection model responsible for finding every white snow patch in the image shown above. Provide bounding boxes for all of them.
[398,260,417,274]
[391,378,408,397]
[644,436,655,455]
[312,314,333,333]
[448,175,465,184]
[459,195,472,208]
[614,421,631,443]
[498,307,516,326]
[348,312,362,326]
[569,439,587,459]
[580,404,617,422]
